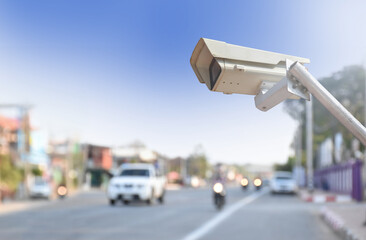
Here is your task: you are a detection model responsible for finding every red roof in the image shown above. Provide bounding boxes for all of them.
[0,115,19,131]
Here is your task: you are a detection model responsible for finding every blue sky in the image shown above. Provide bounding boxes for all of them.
[0,0,366,165]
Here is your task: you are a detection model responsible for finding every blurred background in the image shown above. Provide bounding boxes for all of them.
[0,1,366,240]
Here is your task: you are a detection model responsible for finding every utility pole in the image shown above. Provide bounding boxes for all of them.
[65,139,78,192]
[306,96,314,192]
[0,156,2,203]
[364,63,366,192]
[363,64,366,225]
[180,157,186,183]
[295,122,303,186]
[65,140,72,193]
[296,123,302,167]
[0,104,32,199]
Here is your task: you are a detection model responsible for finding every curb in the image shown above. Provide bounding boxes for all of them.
[299,191,352,203]
[0,189,84,216]
[0,200,47,216]
[320,207,360,240]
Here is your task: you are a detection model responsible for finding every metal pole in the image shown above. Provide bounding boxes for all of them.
[306,96,313,191]
[296,124,302,167]
[363,64,366,225]
[289,62,366,146]
[19,107,30,199]
[65,140,72,193]
[364,63,366,170]
[0,157,2,203]
[180,158,186,181]
[364,63,366,148]
[295,123,303,186]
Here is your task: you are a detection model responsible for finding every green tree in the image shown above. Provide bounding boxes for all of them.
[274,156,295,172]
[284,65,366,166]
[31,167,42,176]
[187,145,209,178]
[0,155,22,191]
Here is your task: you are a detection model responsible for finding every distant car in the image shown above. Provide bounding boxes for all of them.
[270,172,297,194]
[107,163,166,205]
[30,179,51,199]
[262,178,270,186]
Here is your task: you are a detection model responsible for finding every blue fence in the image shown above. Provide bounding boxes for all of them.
[314,159,363,201]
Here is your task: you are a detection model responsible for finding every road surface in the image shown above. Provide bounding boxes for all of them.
[0,186,339,240]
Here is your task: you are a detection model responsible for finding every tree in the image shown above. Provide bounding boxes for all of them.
[283,65,366,166]
[0,155,22,191]
[187,145,209,178]
[31,167,42,176]
[274,156,295,172]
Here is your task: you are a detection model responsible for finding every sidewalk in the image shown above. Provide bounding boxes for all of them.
[0,199,48,215]
[297,188,366,240]
[298,188,352,203]
[0,188,83,216]
[321,204,366,240]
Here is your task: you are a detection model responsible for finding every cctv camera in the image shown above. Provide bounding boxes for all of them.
[190,38,310,95]
[190,38,310,111]
[190,39,366,147]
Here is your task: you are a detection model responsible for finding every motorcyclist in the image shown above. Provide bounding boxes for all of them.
[212,163,226,210]
[212,163,226,182]
[253,176,263,190]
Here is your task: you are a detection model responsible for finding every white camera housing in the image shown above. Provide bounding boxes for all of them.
[190,38,310,111]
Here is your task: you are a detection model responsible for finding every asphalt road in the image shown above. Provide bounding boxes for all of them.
[0,186,339,240]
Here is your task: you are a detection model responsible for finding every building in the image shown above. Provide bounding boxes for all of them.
[0,115,20,159]
[112,142,167,175]
[83,144,112,188]
[243,163,273,179]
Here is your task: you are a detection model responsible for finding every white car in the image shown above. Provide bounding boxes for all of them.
[107,163,166,205]
[30,179,51,199]
[270,171,297,194]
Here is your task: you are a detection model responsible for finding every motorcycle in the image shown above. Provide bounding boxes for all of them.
[240,177,249,190]
[57,185,68,199]
[213,182,226,210]
[253,178,262,191]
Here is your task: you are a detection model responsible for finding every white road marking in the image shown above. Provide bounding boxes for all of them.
[181,190,267,240]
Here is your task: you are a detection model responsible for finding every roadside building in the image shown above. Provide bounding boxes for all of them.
[112,143,167,175]
[48,140,70,190]
[243,163,273,179]
[166,157,186,184]
[83,144,112,189]
[0,115,20,160]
